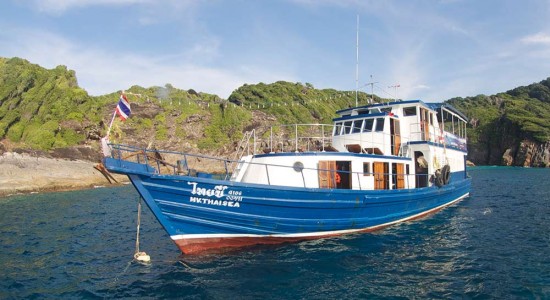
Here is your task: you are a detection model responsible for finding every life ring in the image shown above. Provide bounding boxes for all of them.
[441,164,451,185]
[335,172,341,184]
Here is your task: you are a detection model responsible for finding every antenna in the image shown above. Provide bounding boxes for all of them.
[388,84,401,101]
[365,75,378,103]
[355,15,359,107]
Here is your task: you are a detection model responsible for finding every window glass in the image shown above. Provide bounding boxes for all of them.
[403,107,417,116]
[333,123,342,136]
[363,119,374,132]
[352,120,363,133]
[343,121,352,134]
[363,162,371,176]
[375,118,385,132]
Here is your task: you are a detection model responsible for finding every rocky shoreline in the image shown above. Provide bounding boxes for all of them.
[0,152,128,198]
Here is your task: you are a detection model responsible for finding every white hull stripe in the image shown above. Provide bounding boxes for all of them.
[143,181,356,204]
[170,192,470,241]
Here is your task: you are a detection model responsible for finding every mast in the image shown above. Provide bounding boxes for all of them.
[355,15,359,107]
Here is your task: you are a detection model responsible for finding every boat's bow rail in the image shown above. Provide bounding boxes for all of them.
[106,143,233,179]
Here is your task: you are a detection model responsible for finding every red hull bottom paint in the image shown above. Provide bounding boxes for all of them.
[173,193,469,255]
[175,236,320,255]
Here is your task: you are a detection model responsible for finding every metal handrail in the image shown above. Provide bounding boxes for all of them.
[108,144,437,191]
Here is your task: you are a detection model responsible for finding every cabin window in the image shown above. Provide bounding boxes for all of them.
[352,120,363,133]
[363,162,371,176]
[333,123,342,136]
[403,107,417,116]
[363,119,374,132]
[429,113,434,125]
[380,107,391,113]
[343,121,352,134]
[375,118,385,132]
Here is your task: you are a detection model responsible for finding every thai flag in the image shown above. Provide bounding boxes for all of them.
[115,94,131,121]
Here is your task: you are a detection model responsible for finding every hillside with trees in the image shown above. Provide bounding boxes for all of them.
[0,56,548,167]
[0,57,371,160]
[447,78,550,167]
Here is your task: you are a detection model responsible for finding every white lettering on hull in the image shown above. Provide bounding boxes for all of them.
[187,182,242,208]
[189,196,241,208]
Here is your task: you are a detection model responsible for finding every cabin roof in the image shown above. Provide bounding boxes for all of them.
[336,100,468,122]
[426,103,468,121]
[336,99,425,115]
[332,112,390,122]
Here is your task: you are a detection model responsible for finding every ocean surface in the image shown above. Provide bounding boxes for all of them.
[0,167,548,299]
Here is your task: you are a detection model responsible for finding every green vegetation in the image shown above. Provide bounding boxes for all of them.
[447,78,550,143]
[0,56,548,166]
[229,81,377,125]
[0,58,377,153]
[0,57,99,149]
[197,102,251,149]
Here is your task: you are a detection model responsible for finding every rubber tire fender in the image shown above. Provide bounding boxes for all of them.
[441,164,451,185]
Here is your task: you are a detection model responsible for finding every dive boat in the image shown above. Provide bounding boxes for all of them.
[103,100,471,254]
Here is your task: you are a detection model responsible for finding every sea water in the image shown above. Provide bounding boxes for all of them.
[0,167,548,299]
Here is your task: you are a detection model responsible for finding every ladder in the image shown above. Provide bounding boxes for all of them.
[226,130,255,180]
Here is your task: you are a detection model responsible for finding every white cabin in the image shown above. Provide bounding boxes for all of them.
[232,100,469,191]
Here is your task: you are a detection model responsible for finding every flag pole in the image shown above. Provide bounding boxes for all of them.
[101,110,117,157]
[105,91,126,138]
[105,110,117,138]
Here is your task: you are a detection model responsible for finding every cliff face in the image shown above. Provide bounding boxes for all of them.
[448,79,550,168]
[468,115,550,167]
[485,136,550,168]
[511,140,550,167]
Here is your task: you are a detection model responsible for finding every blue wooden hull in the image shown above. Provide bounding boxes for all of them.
[105,157,471,254]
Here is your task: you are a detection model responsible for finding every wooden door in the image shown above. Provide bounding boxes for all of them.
[396,163,405,189]
[318,160,337,189]
[391,119,401,156]
[373,162,388,190]
[419,108,430,141]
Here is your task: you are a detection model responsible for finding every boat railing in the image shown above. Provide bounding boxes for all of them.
[108,143,438,191]
[408,123,468,151]
[265,164,424,190]
[237,123,412,157]
[236,124,336,156]
[108,143,233,178]
[408,122,445,144]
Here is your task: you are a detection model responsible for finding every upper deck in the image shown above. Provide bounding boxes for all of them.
[331,100,468,156]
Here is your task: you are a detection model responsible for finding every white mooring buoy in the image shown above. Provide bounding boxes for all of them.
[134,251,151,263]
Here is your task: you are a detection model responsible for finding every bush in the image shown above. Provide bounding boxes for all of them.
[23,124,55,150]
[155,126,168,140]
[6,122,26,142]
[67,112,84,122]
[59,128,85,145]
